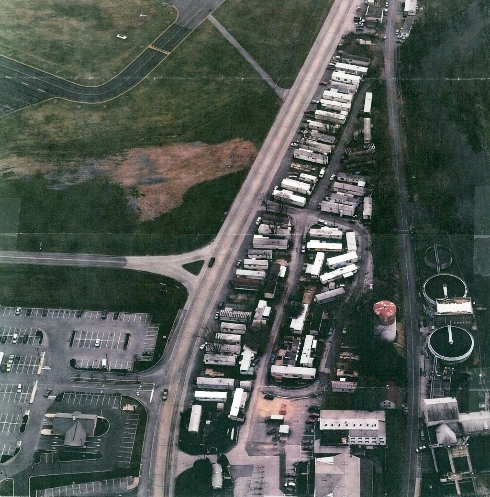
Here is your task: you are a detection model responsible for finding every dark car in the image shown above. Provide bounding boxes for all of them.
[26,309,32,316]
[101,310,108,320]
[0,336,6,344]
[308,406,320,413]
[208,257,216,267]
[14,355,20,363]
[42,308,48,317]
[44,389,52,398]
[267,428,278,435]
[162,389,168,401]
[22,335,29,344]
[264,393,275,400]
[113,311,119,320]
[76,309,84,318]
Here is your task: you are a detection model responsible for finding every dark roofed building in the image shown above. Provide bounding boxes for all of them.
[424,398,459,427]
[51,411,97,447]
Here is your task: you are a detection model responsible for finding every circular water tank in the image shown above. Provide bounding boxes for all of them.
[428,325,474,364]
[373,301,397,326]
[422,273,467,307]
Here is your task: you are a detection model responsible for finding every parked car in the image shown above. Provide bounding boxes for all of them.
[26,309,32,316]
[94,339,101,347]
[264,393,275,400]
[255,216,262,226]
[44,389,52,398]
[101,310,108,320]
[113,311,119,320]
[214,312,220,320]
[0,335,6,344]
[15,307,21,316]
[162,389,168,401]
[76,309,84,318]
[208,257,216,267]
[42,308,48,317]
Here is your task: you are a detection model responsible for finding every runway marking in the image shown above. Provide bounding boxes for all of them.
[149,45,170,55]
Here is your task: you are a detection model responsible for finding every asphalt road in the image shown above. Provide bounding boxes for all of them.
[384,3,420,497]
[0,0,225,115]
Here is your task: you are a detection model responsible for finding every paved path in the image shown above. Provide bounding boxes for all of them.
[208,15,288,100]
[384,3,420,497]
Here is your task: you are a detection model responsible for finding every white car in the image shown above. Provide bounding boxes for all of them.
[117,34,127,40]
[94,339,101,347]
[255,216,262,226]
[15,307,21,315]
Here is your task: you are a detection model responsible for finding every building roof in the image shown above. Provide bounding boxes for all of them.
[64,421,87,447]
[435,423,457,447]
[424,398,459,426]
[51,411,97,441]
[435,298,473,315]
[315,448,361,497]
[459,411,490,435]
[319,410,385,432]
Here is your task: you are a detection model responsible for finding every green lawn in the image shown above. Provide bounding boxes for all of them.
[0,0,176,84]
[0,20,280,161]
[4,169,248,255]
[214,0,334,87]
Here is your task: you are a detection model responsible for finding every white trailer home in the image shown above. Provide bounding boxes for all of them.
[323,89,354,104]
[306,240,343,252]
[331,71,361,88]
[272,189,307,208]
[220,322,247,334]
[194,390,228,402]
[196,377,236,391]
[327,252,359,269]
[345,231,357,253]
[319,264,358,284]
[281,178,313,196]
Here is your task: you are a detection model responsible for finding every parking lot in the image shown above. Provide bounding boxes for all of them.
[62,392,121,408]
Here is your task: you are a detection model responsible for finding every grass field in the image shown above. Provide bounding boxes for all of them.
[214,0,334,87]
[0,20,280,161]
[5,169,248,255]
[0,0,176,84]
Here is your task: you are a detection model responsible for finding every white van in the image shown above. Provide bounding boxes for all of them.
[12,333,18,344]
[17,384,22,393]
[101,358,107,369]
[319,167,325,178]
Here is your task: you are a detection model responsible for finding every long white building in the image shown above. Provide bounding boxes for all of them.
[331,71,361,89]
[335,62,368,76]
[323,89,354,103]
[327,252,359,269]
[306,252,325,279]
[320,264,358,284]
[307,241,343,252]
[345,231,357,253]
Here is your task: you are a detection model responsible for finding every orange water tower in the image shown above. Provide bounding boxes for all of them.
[374,301,397,341]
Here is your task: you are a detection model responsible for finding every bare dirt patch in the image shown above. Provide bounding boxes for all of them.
[0,138,257,221]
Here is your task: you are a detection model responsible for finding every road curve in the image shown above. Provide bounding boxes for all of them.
[0,0,226,115]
